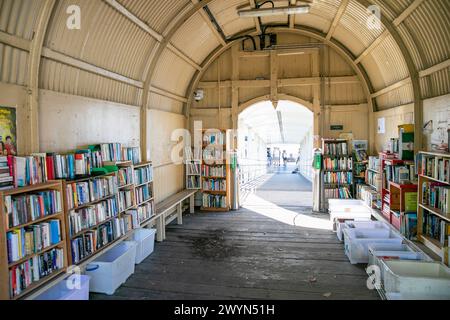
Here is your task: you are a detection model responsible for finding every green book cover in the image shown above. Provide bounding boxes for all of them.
[405,192,418,212]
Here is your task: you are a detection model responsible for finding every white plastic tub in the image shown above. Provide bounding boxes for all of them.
[86,241,137,295]
[381,260,450,299]
[343,228,403,264]
[34,275,90,300]
[130,228,156,264]
[337,221,389,242]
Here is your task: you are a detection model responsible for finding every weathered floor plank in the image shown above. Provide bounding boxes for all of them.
[91,171,379,300]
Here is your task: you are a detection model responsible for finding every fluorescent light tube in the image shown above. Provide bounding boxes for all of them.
[238,5,310,18]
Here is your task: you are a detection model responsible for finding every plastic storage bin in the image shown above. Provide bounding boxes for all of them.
[130,228,156,264]
[86,241,137,295]
[381,260,450,299]
[368,243,428,281]
[343,228,403,264]
[328,200,373,231]
[34,275,90,300]
[337,221,390,242]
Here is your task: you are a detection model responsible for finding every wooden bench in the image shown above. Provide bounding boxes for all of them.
[144,189,197,242]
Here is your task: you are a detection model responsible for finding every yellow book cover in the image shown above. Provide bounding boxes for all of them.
[404,192,418,212]
[72,183,78,207]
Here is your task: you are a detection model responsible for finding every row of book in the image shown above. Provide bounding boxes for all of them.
[401,213,417,240]
[68,198,119,237]
[324,187,352,199]
[324,172,353,184]
[65,176,118,210]
[368,156,380,172]
[419,154,450,183]
[366,170,381,189]
[6,220,61,263]
[117,167,133,187]
[133,202,154,225]
[202,194,227,209]
[202,165,225,177]
[187,176,200,189]
[384,164,416,185]
[9,248,64,298]
[100,143,123,162]
[422,210,450,246]
[203,179,226,191]
[323,157,352,171]
[187,163,200,175]
[136,184,152,205]
[353,149,368,162]
[203,132,225,145]
[357,184,380,209]
[203,148,225,162]
[117,189,135,212]
[5,191,62,229]
[134,165,153,185]
[421,182,450,214]
[323,142,348,156]
[122,147,141,165]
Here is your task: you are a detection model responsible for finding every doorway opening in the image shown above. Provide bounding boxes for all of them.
[237,99,314,209]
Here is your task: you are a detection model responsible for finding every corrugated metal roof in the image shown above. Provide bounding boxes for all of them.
[0,0,448,111]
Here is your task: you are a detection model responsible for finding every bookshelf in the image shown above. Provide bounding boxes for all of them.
[0,181,68,300]
[185,147,201,190]
[201,129,230,212]
[133,161,155,227]
[321,139,353,210]
[417,151,450,267]
[388,181,417,232]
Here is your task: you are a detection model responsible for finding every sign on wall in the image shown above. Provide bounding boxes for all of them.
[330,125,344,131]
[0,107,17,156]
[377,117,385,134]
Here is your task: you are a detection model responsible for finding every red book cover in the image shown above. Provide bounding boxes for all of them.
[7,155,15,186]
[46,156,55,180]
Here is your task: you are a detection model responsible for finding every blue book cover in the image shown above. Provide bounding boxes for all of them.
[50,220,60,245]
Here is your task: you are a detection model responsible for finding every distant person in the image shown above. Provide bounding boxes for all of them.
[267,148,272,167]
[4,136,16,156]
[282,150,287,167]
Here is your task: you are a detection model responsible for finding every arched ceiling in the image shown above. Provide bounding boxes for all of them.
[0,0,449,113]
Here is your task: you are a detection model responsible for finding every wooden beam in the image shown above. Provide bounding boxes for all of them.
[0,31,31,51]
[191,0,226,46]
[370,77,412,99]
[149,85,188,103]
[198,76,359,88]
[354,30,389,64]
[270,50,278,103]
[26,0,56,154]
[103,0,163,41]
[238,47,319,58]
[289,0,297,29]
[419,59,450,78]
[41,47,144,88]
[231,45,239,133]
[326,0,349,41]
[393,0,426,27]
[167,43,202,71]
[249,0,262,33]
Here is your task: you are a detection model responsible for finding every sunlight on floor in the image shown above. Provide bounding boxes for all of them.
[243,193,333,231]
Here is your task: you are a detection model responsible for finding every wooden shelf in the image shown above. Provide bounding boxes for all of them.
[202,190,227,195]
[118,183,134,189]
[133,162,153,169]
[2,181,62,196]
[419,174,450,185]
[135,180,153,187]
[418,203,450,222]
[68,193,117,211]
[419,234,444,258]
[136,197,154,207]
[70,215,116,239]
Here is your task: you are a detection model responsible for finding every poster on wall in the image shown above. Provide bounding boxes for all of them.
[0,107,17,156]
[378,117,385,134]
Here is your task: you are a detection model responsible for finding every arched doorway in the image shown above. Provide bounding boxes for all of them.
[237,99,314,210]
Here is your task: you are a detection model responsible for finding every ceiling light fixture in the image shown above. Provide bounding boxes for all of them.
[238,5,310,18]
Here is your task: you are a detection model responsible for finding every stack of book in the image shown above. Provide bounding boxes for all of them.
[202,179,226,191]
[324,187,352,199]
[74,150,92,176]
[134,166,153,185]
[129,201,154,225]
[423,209,450,246]
[187,176,200,189]
[324,172,353,184]
[0,156,13,190]
[13,155,48,187]
[135,184,151,204]
[117,167,133,187]
[202,165,225,177]
[384,163,416,185]
[117,189,134,212]
[323,157,352,171]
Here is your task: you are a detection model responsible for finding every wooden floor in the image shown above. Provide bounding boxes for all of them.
[91,174,380,300]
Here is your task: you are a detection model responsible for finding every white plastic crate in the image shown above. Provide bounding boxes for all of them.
[381,260,450,300]
[86,241,137,295]
[34,275,90,300]
[336,220,389,242]
[343,228,403,264]
[130,228,156,264]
